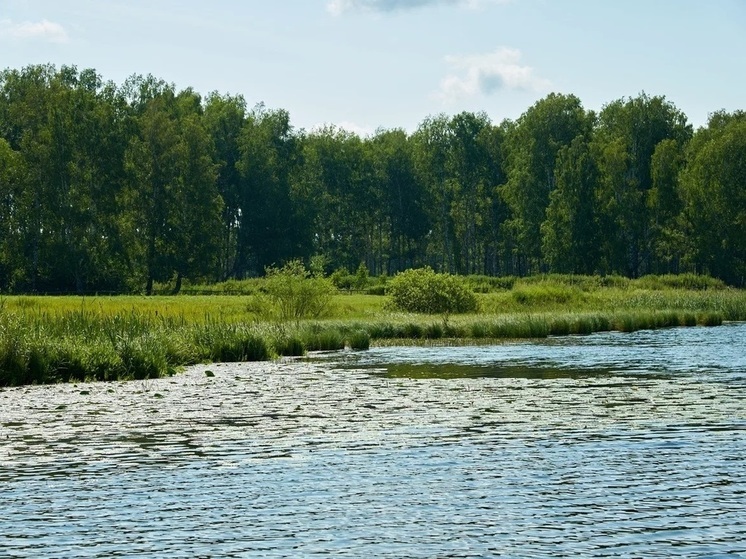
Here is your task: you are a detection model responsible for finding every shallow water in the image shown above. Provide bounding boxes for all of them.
[1,323,745,557]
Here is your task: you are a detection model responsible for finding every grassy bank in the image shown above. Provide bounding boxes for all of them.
[2,274,745,386]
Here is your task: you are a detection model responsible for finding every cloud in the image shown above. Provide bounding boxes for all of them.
[0,19,69,43]
[326,0,506,16]
[436,47,551,102]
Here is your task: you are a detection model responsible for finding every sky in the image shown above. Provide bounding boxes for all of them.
[2,0,745,135]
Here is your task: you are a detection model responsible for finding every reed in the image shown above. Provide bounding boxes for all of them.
[2,276,745,386]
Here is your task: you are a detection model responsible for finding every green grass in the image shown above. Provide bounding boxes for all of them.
[2,274,745,386]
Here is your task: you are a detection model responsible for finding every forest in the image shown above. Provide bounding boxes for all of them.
[1,64,745,294]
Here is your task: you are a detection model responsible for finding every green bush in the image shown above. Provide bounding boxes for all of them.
[330,267,355,290]
[387,267,478,314]
[260,260,335,321]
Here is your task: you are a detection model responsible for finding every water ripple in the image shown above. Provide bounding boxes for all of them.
[1,324,745,557]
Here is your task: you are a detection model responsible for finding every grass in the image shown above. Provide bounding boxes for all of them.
[1,273,745,386]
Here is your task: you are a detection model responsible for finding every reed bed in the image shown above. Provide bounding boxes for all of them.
[1,276,745,386]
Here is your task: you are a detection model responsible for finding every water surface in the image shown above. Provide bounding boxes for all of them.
[1,323,745,557]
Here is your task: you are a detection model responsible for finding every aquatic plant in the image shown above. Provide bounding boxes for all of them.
[1,275,745,386]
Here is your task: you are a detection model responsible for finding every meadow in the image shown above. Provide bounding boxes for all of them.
[2,273,745,386]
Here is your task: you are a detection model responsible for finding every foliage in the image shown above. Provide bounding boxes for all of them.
[680,113,746,285]
[0,64,745,291]
[2,278,746,385]
[387,267,478,314]
[511,283,585,306]
[259,260,335,321]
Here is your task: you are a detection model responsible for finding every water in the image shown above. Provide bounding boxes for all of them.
[1,323,745,558]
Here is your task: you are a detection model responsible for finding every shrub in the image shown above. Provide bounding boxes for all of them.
[261,260,335,321]
[387,267,478,314]
[366,284,387,295]
[466,275,517,292]
[330,267,355,290]
[355,263,370,290]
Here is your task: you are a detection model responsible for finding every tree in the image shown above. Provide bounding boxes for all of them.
[235,105,301,276]
[502,93,593,274]
[541,135,600,274]
[0,138,25,290]
[370,128,428,274]
[413,114,456,272]
[203,92,247,279]
[292,125,374,272]
[170,108,223,292]
[593,93,691,276]
[122,85,222,293]
[445,111,495,275]
[648,138,686,272]
[680,112,746,285]
[0,65,131,291]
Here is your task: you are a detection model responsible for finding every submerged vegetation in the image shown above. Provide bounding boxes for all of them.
[1,272,745,386]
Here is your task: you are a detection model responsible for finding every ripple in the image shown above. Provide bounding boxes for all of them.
[1,325,745,557]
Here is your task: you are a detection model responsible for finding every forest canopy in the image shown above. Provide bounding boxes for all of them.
[1,64,745,293]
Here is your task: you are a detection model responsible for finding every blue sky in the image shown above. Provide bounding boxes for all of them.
[2,0,744,134]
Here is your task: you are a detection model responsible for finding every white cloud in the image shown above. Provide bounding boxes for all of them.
[0,19,69,43]
[326,0,507,16]
[436,47,551,102]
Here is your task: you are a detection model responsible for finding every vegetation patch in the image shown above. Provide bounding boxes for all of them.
[387,267,478,314]
[1,274,745,386]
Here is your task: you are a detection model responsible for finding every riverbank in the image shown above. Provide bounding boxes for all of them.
[2,275,745,386]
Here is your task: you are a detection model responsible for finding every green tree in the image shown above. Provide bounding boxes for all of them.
[235,105,302,276]
[445,111,496,275]
[648,138,686,272]
[0,65,134,292]
[680,112,746,285]
[292,126,374,272]
[0,138,25,290]
[122,85,222,293]
[593,93,691,276]
[369,128,428,273]
[203,92,247,279]
[502,93,593,274]
[541,135,600,274]
[413,114,456,272]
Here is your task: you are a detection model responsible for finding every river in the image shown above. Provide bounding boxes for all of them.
[1,323,745,557]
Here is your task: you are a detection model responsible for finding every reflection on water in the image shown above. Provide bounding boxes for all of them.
[1,323,745,557]
[371,362,621,380]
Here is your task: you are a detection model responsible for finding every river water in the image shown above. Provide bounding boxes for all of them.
[1,323,745,557]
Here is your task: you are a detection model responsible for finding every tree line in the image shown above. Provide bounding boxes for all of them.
[1,64,744,293]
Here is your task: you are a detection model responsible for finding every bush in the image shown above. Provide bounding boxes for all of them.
[261,260,335,321]
[330,267,355,290]
[387,267,478,314]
